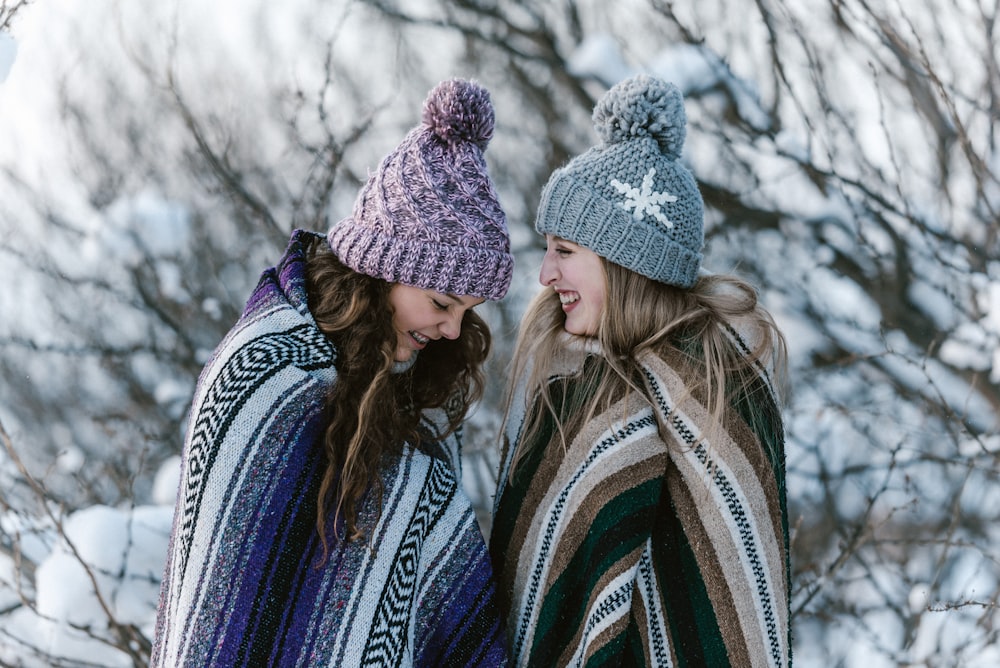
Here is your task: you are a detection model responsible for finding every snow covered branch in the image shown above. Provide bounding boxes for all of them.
[0,0,996,665]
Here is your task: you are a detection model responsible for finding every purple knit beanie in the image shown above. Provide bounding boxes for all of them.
[327,78,514,300]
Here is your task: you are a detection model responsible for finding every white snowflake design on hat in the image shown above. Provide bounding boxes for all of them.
[609,167,677,229]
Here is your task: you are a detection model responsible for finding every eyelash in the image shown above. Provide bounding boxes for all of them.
[432,300,448,311]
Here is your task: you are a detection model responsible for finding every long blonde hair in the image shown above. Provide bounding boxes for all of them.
[503,256,787,472]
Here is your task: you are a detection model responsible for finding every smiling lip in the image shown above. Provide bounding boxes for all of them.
[557,290,580,312]
[409,331,430,348]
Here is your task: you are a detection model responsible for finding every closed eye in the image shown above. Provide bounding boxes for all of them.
[432,299,448,311]
[547,244,573,257]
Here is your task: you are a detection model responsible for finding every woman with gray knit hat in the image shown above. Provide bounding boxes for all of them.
[490,74,792,667]
[152,78,512,667]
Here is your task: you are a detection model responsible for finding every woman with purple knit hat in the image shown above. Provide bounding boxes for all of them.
[152,79,512,667]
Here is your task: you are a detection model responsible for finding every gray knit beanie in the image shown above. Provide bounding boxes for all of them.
[328,78,514,300]
[536,74,704,288]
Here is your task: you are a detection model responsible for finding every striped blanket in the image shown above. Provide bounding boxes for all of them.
[152,230,507,667]
[490,339,790,667]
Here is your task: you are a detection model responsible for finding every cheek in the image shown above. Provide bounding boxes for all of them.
[587,296,605,329]
[586,278,606,311]
[392,303,418,331]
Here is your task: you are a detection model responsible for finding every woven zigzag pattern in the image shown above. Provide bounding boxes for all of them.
[636,543,672,667]
[490,344,791,667]
[178,323,333,575]
[152,230,508,668]
[575,578,632,662]
[512,411,659,659]
[642,364,786,667]
[361,457,455,666]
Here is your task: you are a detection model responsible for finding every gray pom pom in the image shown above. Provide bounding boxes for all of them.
[592,75,686,159]
[422,78,495,150]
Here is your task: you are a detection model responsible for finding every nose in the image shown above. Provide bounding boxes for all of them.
[440,311,462,340]
[539,250,559,286]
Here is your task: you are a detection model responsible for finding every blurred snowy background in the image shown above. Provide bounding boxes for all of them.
[1,0,997,666]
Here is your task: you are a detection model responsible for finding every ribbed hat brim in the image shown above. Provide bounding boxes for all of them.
[329,219,514,301]
[536,173,702,289]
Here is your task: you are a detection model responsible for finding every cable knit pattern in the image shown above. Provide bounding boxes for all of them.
[490,338,791,667]
[535,74,704,288]
[327,78,513,301]
[152,230,508,667]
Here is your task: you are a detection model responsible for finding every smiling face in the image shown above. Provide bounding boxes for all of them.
[539,234,607,337]
[387,285,485,362]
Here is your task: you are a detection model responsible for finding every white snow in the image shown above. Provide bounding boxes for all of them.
[0,1,996,666]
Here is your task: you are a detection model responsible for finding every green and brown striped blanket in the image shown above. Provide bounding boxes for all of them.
[490,339,791,667]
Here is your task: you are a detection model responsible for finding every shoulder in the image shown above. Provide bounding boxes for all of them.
[187,319,336,430]
[200,313,338,392]
[635,347,691,394]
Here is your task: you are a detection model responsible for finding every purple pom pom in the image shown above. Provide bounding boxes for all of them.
[422,78,495,150]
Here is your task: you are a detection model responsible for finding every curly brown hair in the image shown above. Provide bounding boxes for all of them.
[303,236,491,551]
